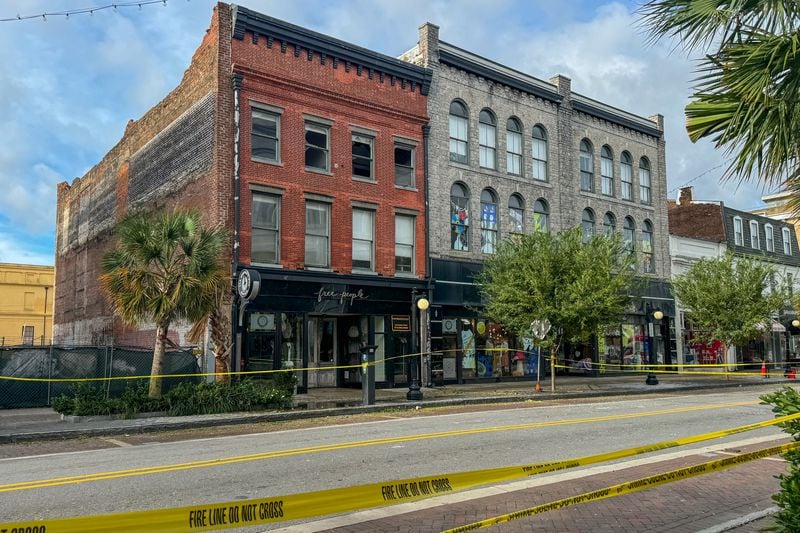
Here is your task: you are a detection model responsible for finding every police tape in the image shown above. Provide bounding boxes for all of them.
[443,440,800,532]
[2,411,800,532]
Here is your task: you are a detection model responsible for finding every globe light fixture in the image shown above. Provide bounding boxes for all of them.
[417,297,430,311]
[793,319,800,328]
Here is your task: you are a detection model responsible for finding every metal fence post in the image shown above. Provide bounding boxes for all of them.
[107,342,115,399]
[46,343,53,405]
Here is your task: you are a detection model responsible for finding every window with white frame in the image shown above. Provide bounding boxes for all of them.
[532,125,548,181]
[252,193,280,265]
[624,217,636,255]
[533,198,549,233]
[305,201,330,268]
[784,227,793,255]
[252,108,280,163]
[750,220,760,249]
[642,220,654,273]
[506,118,522,175]
[509,194,525,233]
[580,139,594,192]
[480,188,498,254]
[621,151,633,200]
[581,208,595,243]
[21,325,34,346]
[394,143,415,188]
[639,158,651,205]
[601,146,614,196]
[449,101,469,164]
[479,109,497,169]
[603,212,616,236]
[352,208,374,271]
[451,182,470,251]
[766,224,774,252]
[734,216,743,246]
[352,134,374,180]
[395,215,415,274]
[305,122,330,172]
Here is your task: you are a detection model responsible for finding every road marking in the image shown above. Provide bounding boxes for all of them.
[0,400,759,493]
[99,438,131,448]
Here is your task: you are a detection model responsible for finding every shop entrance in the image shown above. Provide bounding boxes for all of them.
[308,316,337,387]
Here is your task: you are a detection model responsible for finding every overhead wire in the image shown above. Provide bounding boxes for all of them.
[0,0,170,23]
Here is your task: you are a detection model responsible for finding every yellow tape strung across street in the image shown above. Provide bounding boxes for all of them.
[443,441,800,532]
[2,411,799,532]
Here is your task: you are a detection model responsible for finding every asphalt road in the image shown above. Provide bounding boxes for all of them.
[0,388,790,530]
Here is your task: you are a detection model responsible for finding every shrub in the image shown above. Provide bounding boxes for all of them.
[761,386,800,531]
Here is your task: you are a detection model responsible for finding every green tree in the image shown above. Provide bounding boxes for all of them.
[477,228,637,368]
[100,209,229,398]
[672,252,788,357]
[639,1,800,195]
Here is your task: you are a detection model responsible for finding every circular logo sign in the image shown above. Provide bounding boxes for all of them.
[237,269,252,299]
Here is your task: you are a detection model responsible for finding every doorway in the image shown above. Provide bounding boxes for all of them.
[308,317,337,387]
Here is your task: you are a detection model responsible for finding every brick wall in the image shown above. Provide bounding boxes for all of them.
[232,29,429,277]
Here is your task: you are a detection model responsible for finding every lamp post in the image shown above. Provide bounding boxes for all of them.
[407,291,429,401]
[645,309,663,385]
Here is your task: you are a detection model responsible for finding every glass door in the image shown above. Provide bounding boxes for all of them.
[308,317,337,387]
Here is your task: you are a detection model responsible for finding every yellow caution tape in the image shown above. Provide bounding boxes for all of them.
[443,440,800,532]
[2,411,799,532]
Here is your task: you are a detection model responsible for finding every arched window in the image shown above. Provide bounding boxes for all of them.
[581,208,595,242]
[621,151,633,200]
[479,109,497,169]
[450,183,470,251]
[601,146,614,196]
[532,125,548,181]
[624,216,636,255]
[506,118,523,176]
[449,101,469,164]
[580,139,594,192]
[480,189,499,253]
[533,198,549,233]
[603,212,616,236]
[639,157,652,205]
[642,220,654,273]
[509,193,525,233]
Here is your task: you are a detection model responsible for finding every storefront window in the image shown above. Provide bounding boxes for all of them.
[374,316,386,382]
[461,319,476,378]
[621,324,645,368]
[601,325,622,367]
[280,313,303,371]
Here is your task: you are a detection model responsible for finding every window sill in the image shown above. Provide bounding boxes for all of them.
[305,266,332,272]
[395,185,418,192]
[251,262,282,269]
[352,176,377,184]
[252,157,283,167]
[305,167,332,176]
[394,272,418,279]
[353,269,378,276]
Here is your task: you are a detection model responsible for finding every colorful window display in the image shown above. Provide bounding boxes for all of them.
[450,183,470,251]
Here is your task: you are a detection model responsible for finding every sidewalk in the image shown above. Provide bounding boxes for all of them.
[0,373,790,444]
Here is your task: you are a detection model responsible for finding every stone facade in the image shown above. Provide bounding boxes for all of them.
[402,24,670,280]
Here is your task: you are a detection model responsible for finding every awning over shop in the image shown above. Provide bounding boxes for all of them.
[757,320,786,333]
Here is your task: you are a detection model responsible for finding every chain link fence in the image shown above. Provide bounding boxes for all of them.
[0,345,200,408]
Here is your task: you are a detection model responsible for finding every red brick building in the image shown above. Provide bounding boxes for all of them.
[54,4,431,389]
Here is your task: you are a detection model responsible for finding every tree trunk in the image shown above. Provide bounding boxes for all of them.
[149,321,170,398]
[209,305,231,384]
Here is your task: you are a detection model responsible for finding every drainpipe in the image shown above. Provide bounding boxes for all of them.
[231,72,243,375]
[42,286,48,345]
[422,123,432,386]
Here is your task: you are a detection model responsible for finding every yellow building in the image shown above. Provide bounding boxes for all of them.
[751,190,800,244]
[0,263,54,346]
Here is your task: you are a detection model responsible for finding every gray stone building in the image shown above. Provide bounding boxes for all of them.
[401,23,674,383]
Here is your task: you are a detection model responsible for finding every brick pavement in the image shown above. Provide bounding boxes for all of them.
[320,441,789,532]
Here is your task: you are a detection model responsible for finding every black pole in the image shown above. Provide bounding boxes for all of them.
[646,308,659,385]
[407,289,423,401]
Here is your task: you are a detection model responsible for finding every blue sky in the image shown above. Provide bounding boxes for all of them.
[0,0,773,265]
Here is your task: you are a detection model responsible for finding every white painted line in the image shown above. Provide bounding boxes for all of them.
[100,438,132,448]
[693,506,778,533]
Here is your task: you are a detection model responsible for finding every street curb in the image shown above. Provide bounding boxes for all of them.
[0,380,779,444]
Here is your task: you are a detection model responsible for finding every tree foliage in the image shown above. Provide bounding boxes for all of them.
[476,228,637,350]
[100,209,229,398]
[639,1,800,195]
[672,252,788,347]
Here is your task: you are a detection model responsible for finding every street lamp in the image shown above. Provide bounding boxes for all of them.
[646,309,663,385]
[792,319,800,328]
[407,293,429,401]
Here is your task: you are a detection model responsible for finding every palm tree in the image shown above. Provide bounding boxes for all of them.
[100,209,229,398]
[639,1,800,196]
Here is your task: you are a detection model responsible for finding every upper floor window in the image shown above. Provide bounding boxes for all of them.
[601,146,614,197]
[252,108,280,163]
[581,208,595,242]
[305,201,330,268]
[621,151,633,200]
[734,216,743,246]
[603,212,616,236]
[352,208,375,272]
[506,118,522,176]
[766,224,775,252]
[642,220,654,273]
[750,220,760,249]
[395,143,415,188]
[624,216,636,255]
[305,122,330,172]
[449,101,469,164]
[252,192,280,265]
[580,139,594,192]
[480,188,499,254]
[509,194,525,233]
[451,182,470,251]
[352,134,374,180]
[784,227,793,255]
[532,125,548,182]
[639,157,652,205]
[534,198,549,233]
[479,109,497,169]
[395,215,415,274]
